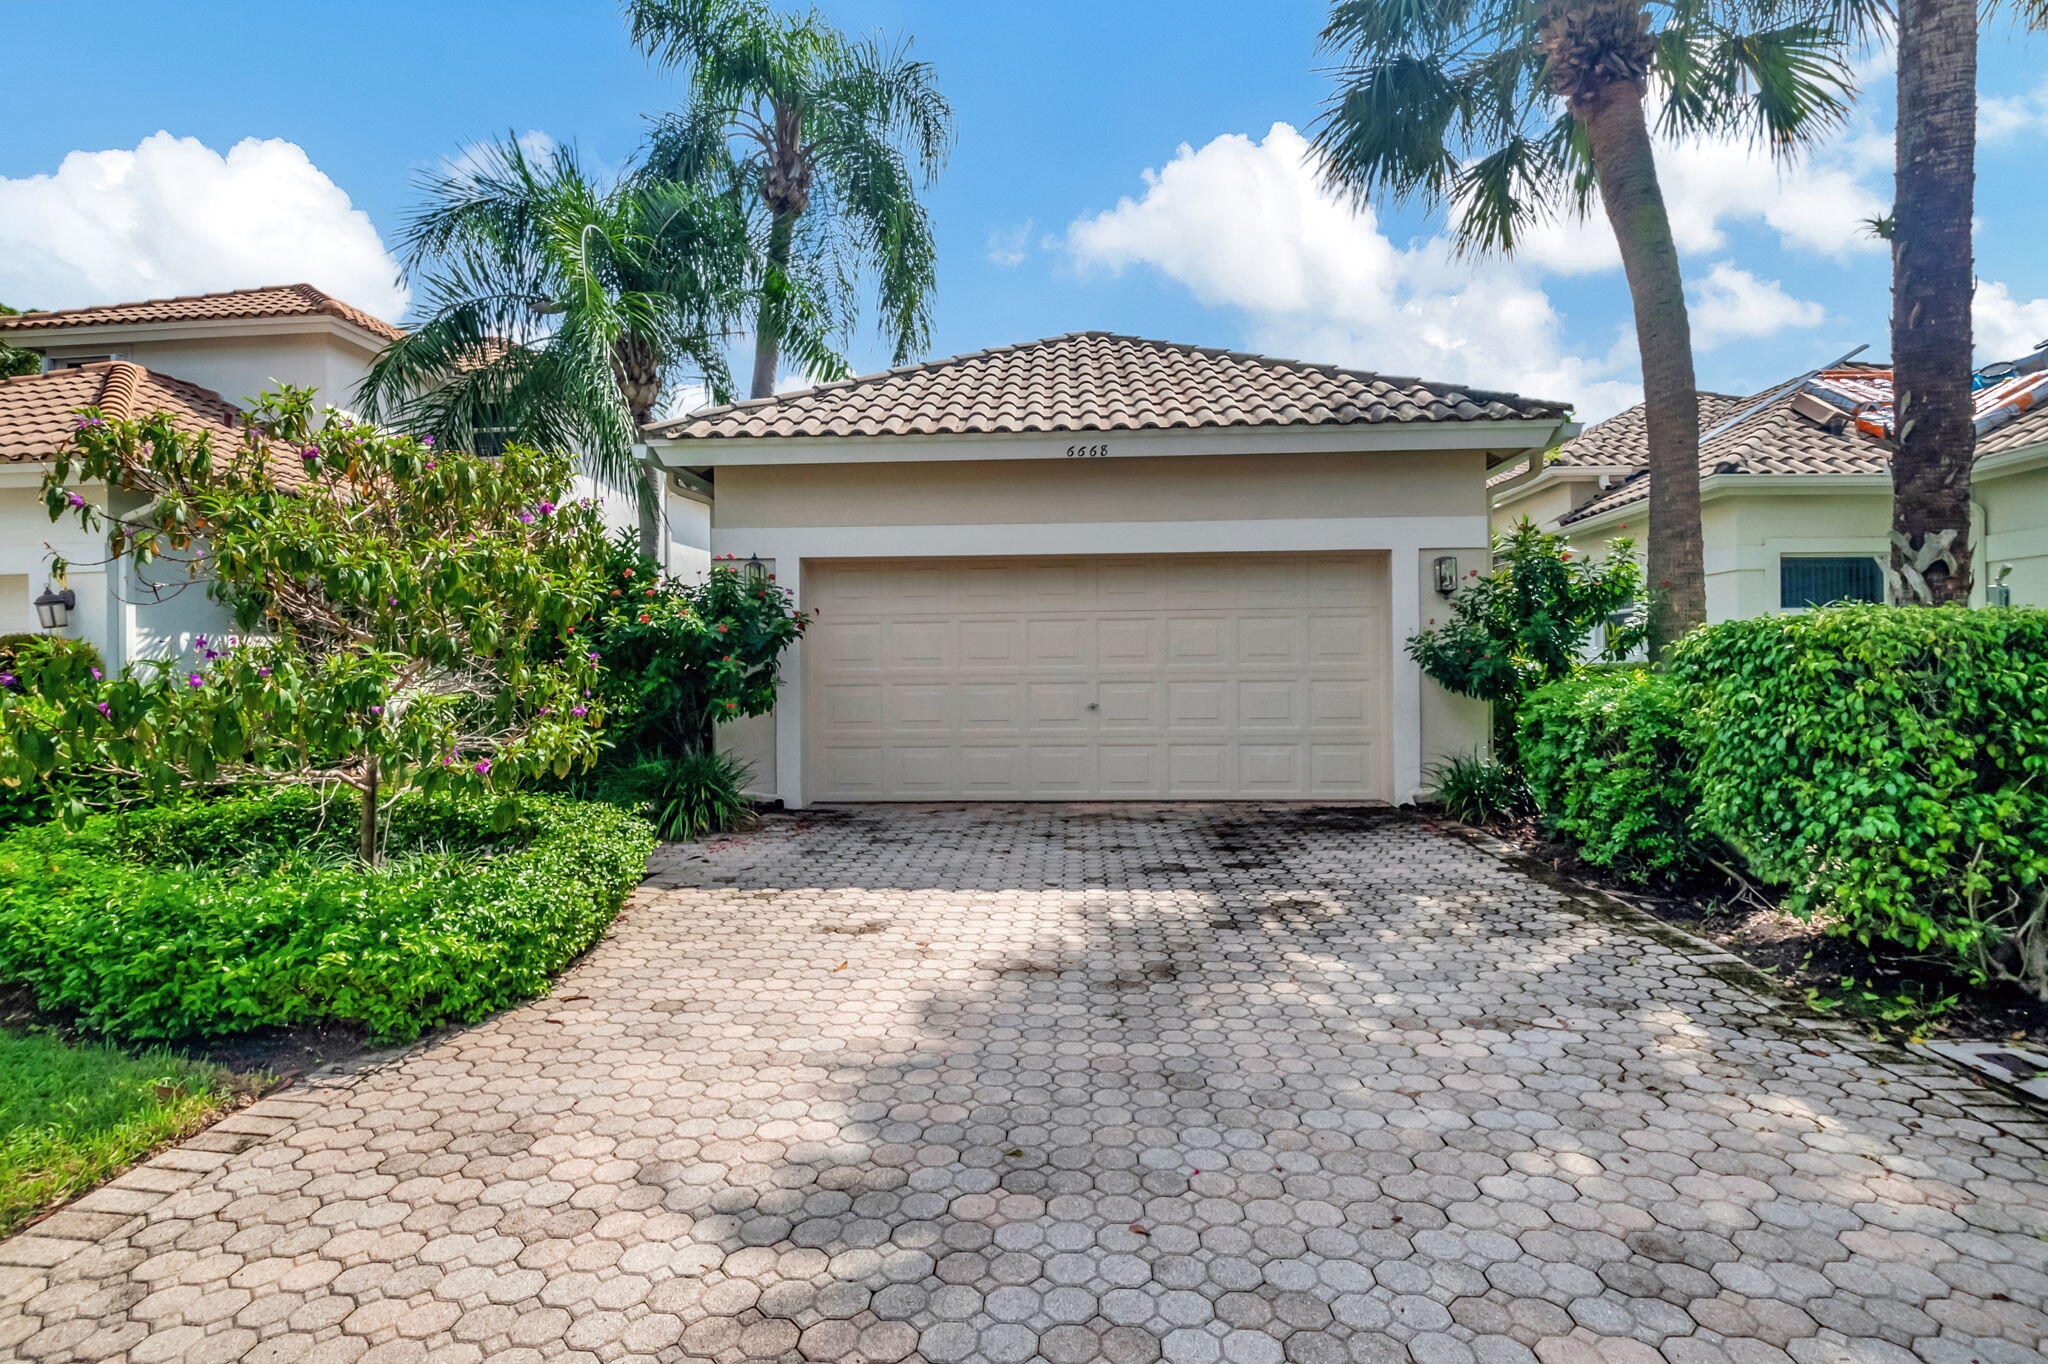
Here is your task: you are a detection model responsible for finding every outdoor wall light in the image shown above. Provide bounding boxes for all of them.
[1433,555,1460,596]
[744,554,769,585]
[34,584,76,631]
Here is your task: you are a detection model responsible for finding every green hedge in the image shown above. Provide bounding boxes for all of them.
[1519,670,1712,882]
[1672,605,2048,994]
[0,789,654,1043]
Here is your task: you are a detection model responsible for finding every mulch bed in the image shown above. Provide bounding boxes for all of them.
[0,985,373,1088]
[1471,817,2048,1048]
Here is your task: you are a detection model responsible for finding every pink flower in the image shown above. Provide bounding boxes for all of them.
[368,705,383,716]
[90,667,103,680]
[474,759,491,775]
[66,491,86,508]
[187,673,203,687]
[258,666,271,678]
[96,700,111,717]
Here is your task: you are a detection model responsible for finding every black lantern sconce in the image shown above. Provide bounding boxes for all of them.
[34,583,76,631]
[1432,555,1460,597]
[744,554,769,585]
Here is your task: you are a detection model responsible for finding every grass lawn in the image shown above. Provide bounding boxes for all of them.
[0,1027,250,1236]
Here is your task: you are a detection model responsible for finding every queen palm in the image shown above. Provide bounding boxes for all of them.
[1313,0,1864,655]
[625,0,954,399]
[358,137,769,552]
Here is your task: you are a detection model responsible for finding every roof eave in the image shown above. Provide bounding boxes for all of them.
[2,312,393,355]
[644,418,1576,468]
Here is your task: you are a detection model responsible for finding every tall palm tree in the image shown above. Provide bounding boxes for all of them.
[1313,0,1864,656]
[357,137,754,552]
[625,0,955,399]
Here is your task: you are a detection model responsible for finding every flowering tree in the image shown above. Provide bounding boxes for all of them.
[1408,519,1644,759]
[590,543,807,757]
[1,388,612,861]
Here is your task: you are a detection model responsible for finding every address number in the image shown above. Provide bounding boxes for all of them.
[1066,443,1110,458]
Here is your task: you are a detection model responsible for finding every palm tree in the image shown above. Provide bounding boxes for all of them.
[357,137,753,552]
[1313,1,1864,656]
[625,0,954,399]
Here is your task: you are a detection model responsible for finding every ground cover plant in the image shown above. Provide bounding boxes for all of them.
[0,787,653,1044]
[0,1028,245,1236]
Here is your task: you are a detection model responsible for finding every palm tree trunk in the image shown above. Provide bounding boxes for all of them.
[614,335,666,558]
[750,209,799,400]
[1889,0,1978,605]
[1577,79,1707,656]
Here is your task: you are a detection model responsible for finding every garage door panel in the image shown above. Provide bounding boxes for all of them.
[1029,745,1095,793]
[805,553,1388,801]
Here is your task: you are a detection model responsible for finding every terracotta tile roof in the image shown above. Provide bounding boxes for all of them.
[0,284,403,343]
[1559,365,2048,527]
[1559,383,1895,526]
[0,362,303,488]
[647,332,1571,441]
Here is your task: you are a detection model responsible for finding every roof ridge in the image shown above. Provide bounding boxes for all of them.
[0,283,403,342]
[0,284,314,325]
[656,330,1570,431]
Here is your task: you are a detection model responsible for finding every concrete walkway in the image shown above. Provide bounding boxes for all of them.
[3,805,2046,1364]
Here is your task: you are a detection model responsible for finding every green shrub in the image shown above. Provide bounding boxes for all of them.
[0,636,111,831]
[0,634,104,684]
[569,750,757,841]
[0,788,654,1043]
[1520,670,1712,882]
[1424,751,1531,826]
[1672,605,2048,996]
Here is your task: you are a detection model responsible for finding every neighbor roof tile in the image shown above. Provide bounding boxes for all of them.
[0,362,303,488]
[647,331,1570,441]
[0,284,402,343]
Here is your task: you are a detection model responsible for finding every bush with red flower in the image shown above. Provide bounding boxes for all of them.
[586,541,807,758]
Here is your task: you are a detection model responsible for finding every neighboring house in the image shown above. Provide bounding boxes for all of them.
[0,285,644,669]
[641,331,1575,807]
[1492,356,2048,617]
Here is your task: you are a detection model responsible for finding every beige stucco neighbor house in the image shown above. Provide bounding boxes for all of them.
[643,332,1575,808]
[1492,362,2048,617]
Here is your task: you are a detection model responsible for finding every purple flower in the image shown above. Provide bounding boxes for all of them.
[258,666,271,678]
[368,704,383,716]
[421,435,435,448]
[193,636,208,651]
[66,491,86,508]
[473,758,491,775]
[72,416,103,430]
[90,667,103,680]
[424,460,436,471]
[300,445,319,462]
[0,672,16,689]
[187,673,203,688]
[96,701,111,717]
[518,513,535,525]
[538,502,557,516]
[571,705,588,718]
[586,651,600,663]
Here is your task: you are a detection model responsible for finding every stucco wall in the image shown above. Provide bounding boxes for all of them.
[712,449,1491,528]
[0,484,115,663]
[1490,475,1604,535]
[1981,463,2048,606]
[1416,544,1492,778]
[37,333,376,415]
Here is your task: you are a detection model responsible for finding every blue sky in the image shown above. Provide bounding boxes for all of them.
[2,0,2044,419]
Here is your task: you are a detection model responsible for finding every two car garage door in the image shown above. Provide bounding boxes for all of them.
[803,552,1391,801]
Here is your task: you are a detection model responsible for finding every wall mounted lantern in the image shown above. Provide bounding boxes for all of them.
[744,554,769,585]
[34,584,77,631]
[1432,555,1460,597]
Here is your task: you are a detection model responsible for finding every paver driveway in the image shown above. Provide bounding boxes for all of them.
[4,805,2047,1364]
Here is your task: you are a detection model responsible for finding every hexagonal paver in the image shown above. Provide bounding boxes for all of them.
[3,804,2045,1362]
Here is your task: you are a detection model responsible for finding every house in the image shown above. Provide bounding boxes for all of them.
[0,285,643,669]
[1492,355,2048,615]
[641,332,1575,807]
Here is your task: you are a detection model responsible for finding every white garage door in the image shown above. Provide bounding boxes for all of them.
[803,553,1389,801]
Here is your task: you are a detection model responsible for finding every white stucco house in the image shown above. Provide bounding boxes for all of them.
[0,284,644,670]
[1492,356,2048,616]
[642,332,1576,808]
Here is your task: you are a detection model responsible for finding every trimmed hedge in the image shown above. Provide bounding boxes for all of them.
[1672,605,2048,995]
[0,789,654,1042]
[1519,670,1712,882]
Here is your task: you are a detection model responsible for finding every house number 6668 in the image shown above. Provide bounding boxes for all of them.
[1066,443,1110,457]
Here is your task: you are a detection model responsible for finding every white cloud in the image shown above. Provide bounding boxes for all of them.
[0,132,406,321]
[1981,82,2048,141]
[1975,280,2048,363]
[443,129,560,181]
[1066,123,1639,417]
[1689,263,1826,349]
[986,219,1034,268]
